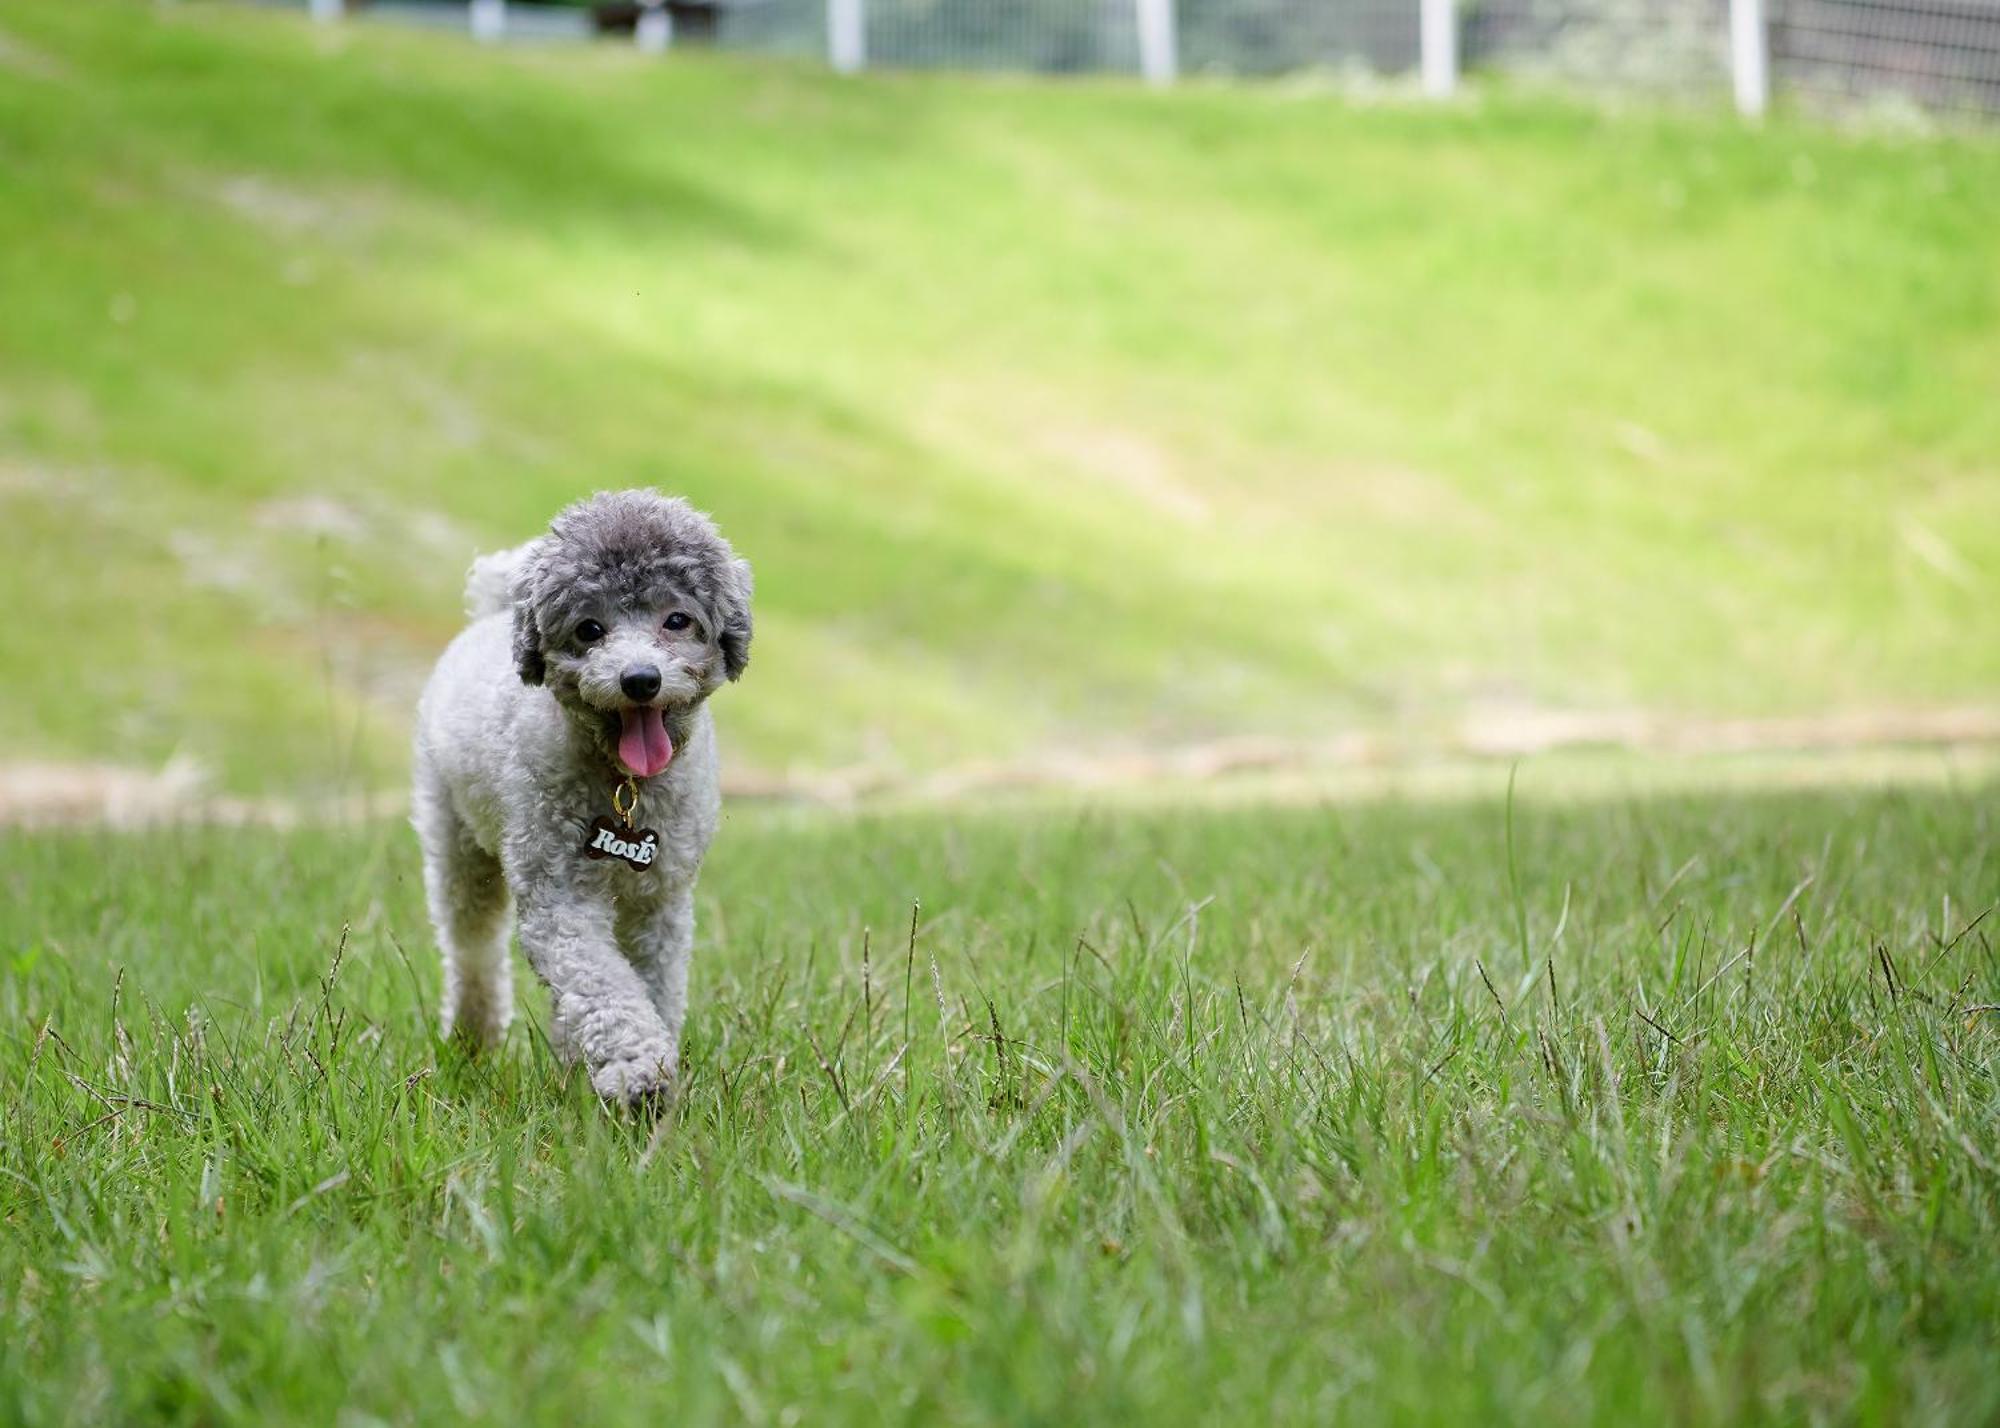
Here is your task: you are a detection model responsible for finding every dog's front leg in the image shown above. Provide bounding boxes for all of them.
[628,888,695,1065]
[517,892,675,1104]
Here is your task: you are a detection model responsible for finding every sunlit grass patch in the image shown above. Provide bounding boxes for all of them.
[1,2,1997,791]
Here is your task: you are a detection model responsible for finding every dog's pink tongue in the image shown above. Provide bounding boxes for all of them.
[617,707,674,778]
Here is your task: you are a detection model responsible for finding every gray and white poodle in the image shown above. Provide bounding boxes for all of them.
[412,489,752,1104]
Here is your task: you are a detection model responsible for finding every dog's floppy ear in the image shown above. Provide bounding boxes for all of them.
[510,540,549,686]
[512,605,545,687]
[716,555,753,682]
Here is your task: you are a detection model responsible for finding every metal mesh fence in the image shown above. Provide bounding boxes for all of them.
[1463,0,1729,95]
[287,0,2000,119]
[356,0,585,35]
[710,0,828,55]
[1770,0,2000,113]
[1177,0,1418,75]
[855,0,1142,74]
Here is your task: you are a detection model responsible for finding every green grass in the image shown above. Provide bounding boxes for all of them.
[4,780,1997,1423]
[3,2,1999,791]
[7,7,1997,1420]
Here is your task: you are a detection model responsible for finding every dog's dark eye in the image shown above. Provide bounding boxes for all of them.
[574,620,605,645]
[664,612,693,633]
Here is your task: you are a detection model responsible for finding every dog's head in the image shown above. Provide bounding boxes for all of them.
[510,490,752,778]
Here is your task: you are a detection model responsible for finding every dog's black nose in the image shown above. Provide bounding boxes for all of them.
[620,666,662,702]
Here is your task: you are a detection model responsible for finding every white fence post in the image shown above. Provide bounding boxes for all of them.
[1419,0,1457,97]
[636,0,673,52]
[1729,0,1769,116]
[829,0,865,73]
[1136,0,1177,86]
[309,0,343,22]
[470,0,506,42]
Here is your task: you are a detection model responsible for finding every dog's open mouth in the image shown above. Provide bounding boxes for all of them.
[614,705,674,779]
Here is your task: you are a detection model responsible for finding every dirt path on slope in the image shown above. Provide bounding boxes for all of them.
[6,706,1998,829]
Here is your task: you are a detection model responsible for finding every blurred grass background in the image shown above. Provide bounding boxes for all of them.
[1,0,1997,793]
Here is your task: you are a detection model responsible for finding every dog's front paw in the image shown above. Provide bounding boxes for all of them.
[589,1048,676,1108]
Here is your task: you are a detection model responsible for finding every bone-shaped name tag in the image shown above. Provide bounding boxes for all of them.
[584,816,659,870]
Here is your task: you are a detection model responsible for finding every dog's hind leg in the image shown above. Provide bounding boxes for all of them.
[414,776,513,1048]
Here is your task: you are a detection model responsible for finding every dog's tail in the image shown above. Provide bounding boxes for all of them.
[464,541,534,621]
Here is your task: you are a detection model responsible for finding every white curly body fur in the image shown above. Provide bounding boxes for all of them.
[411,492,752,1107]
[414,614,721,1100]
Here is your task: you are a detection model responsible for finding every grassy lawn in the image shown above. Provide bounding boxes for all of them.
[6,2,1997,1421]
[3,781,1997,1423]
[3,2,1999,791]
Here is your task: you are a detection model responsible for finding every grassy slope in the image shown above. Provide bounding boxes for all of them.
[3,2,2000,792]
[2,785,1997,1422]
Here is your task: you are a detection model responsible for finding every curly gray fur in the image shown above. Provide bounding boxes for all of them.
[412,490,752,1105]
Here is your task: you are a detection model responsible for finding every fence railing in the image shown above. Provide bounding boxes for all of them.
[300,0,2000,120]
